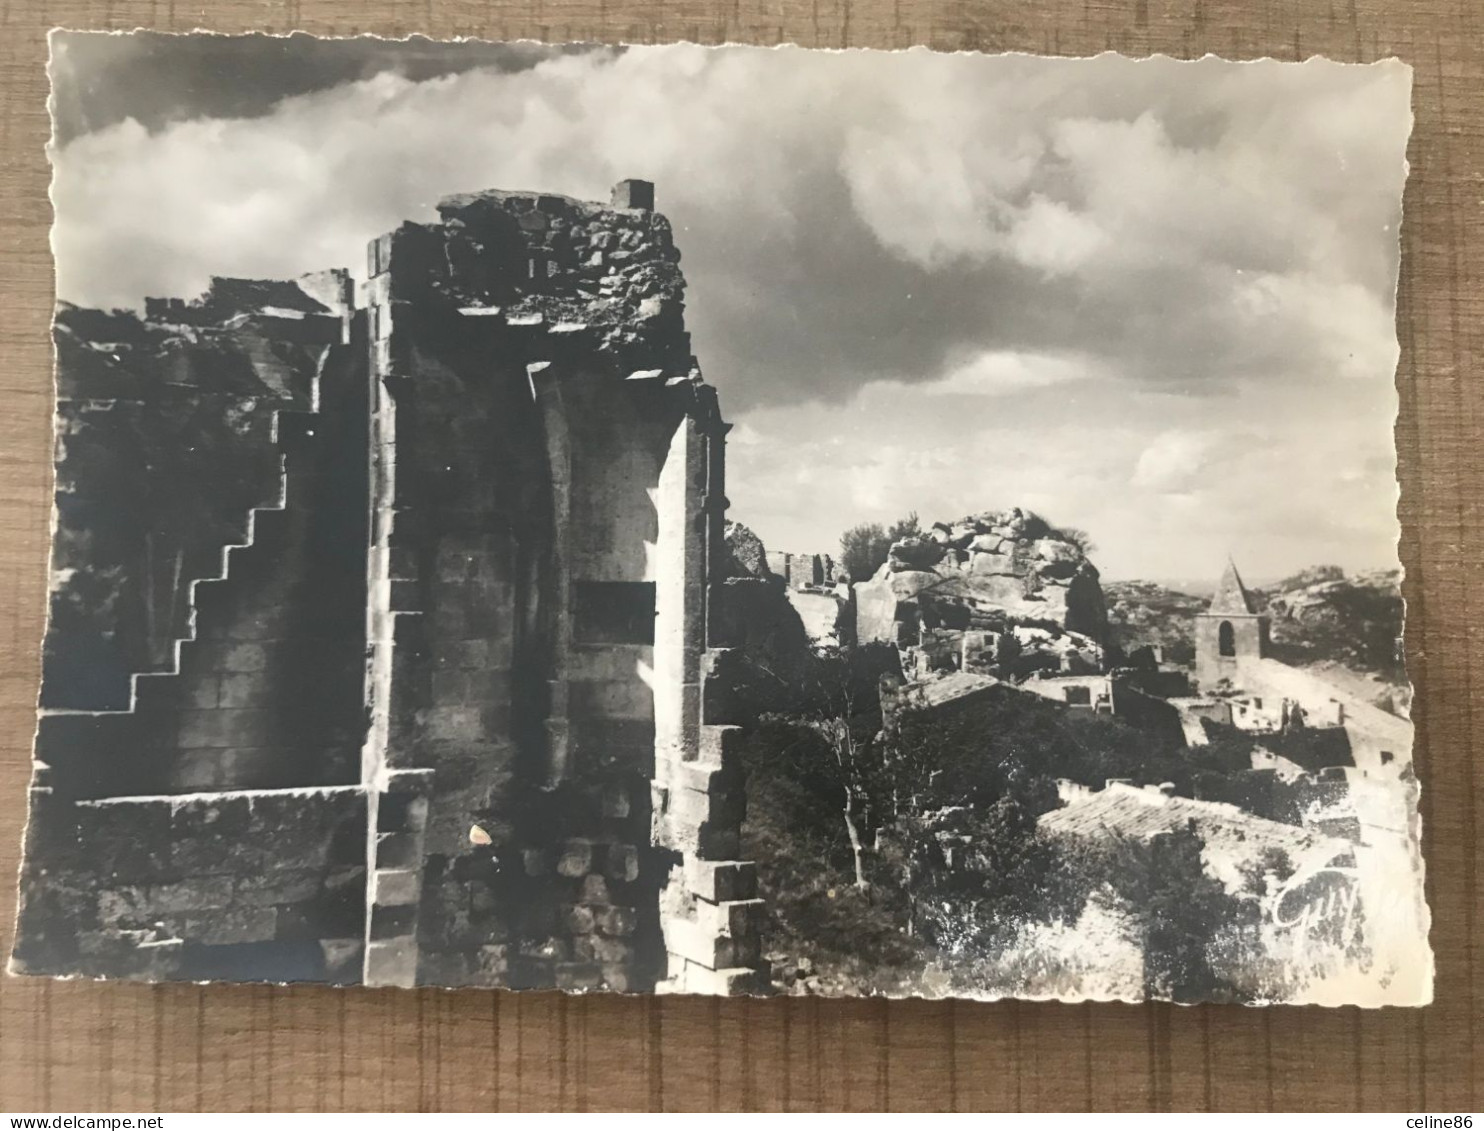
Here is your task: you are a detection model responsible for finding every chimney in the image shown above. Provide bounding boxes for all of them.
[611,179,655,211]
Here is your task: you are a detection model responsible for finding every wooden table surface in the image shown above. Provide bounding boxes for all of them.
[1,0,1479,1113]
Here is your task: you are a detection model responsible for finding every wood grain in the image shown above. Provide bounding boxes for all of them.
[0,0,1478,1112]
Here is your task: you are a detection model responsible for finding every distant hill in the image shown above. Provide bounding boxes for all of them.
[1103,580,1205,666]
[1107,566,1407,692]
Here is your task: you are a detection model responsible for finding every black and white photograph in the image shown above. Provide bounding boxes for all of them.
[11,33,1427,1005]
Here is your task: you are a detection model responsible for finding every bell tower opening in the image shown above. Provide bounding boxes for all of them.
[1218,620,1236,656]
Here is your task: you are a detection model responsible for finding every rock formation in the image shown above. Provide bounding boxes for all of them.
[855,508,1108,652]
[723,521,771,580]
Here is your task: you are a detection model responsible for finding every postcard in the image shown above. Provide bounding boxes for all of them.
[13,33,1426,1004]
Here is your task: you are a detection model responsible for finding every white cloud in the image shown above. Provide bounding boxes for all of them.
[51,44,1412,581]
[1007,196,1109,277]
[905,350,1092,397]
[1132,430,1223,493]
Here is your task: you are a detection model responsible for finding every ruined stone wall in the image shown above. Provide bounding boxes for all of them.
[360,185,724,990]
[35,319,368,798]
[360,260,542,987]
[44,309,320,709]
[21,180,762,994]
[13,785,367,983]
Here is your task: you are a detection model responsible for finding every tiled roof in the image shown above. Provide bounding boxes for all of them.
[905,671,1003,709]
[1040,782,1341,865]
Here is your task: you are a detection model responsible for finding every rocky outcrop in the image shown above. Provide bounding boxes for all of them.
[724,521,772,580]
[855,508,1107,648]
[1259,567,1406,689]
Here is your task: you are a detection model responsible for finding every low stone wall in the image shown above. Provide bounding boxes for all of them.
[13,785,368,983]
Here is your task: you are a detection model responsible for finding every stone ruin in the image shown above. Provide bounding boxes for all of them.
[763,549,838,591]
[14,180,767,995]
[725,523,855,651]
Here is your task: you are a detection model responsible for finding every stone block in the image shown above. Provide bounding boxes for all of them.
[670,783,745,830]
[416,705,485,743]
[370,901,417,941]
[215,673,271,709]
[662,917,760,971]
[377,787,430,833]
[522,936,569,962]
[177,708,277,749]
[372,868,421,907]
[678,755,743,797]
[592,935,631,964]
[554,962,604,991]
[476,944,509,976]
[386,544,420,582]
[430,669,476,703]
[523,847,554,876]
[556,840,593,877]
[97,886,151,924]
[217,642,273,672]
[569,678,655,722]
[599,783,630,819]
[274,886,366,943]
[694,897,764,940]
[185,905,278,946]
[75,932,184,980]
[601,964,634,993]
[170,751,251,793]
[417,950,472,988]
[319,938,364,983]
[365,938,418,988]
[376,831,420,870]
[580,874,610,903]
[593,905,635,937]
[684,860,758,904]
[160,789,244,843]
[235,868,323,905]
[664,813,740,860]
[603,843,639,883]
[563,904,597,934]
[681,964,768,996]
[146,877,234,914]
[185,676,221,709]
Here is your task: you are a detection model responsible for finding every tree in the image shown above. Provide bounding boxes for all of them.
[1095,824,1253,1002]
[887,511,921,543]
[839,523,888,584]
[838,512,921,583]
[1056,527,1097,556]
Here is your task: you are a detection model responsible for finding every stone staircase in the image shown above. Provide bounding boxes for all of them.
[35,405,322,797]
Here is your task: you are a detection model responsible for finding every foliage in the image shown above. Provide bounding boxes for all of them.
[737,634,1304,999]
[1054,526,1097,555]
[1086,825,1259,1002]
[838,511,920,583]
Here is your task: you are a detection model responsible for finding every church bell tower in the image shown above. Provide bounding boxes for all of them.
[1194,557,1270,690]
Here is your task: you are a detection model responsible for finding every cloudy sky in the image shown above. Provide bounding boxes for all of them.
[49,34,1413,582]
